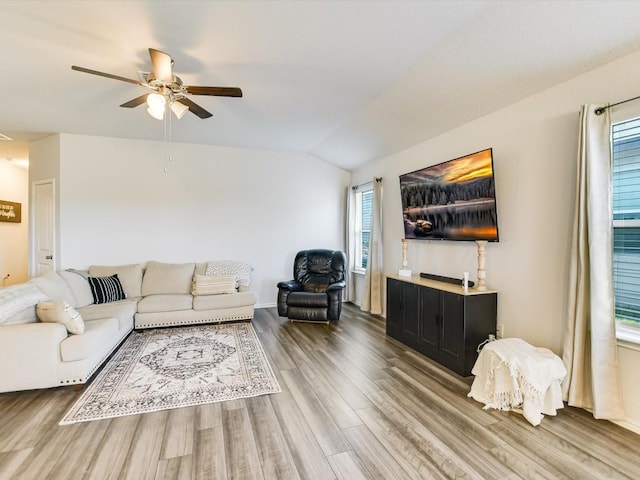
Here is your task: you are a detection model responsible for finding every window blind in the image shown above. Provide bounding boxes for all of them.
[361,190,373,269]
[612,119,640,325]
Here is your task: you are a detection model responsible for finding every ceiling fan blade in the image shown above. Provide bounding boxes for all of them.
[148,48,173,83]
[71,65,142,85]
[177,97,212,119]
[120,95,148,108]
[185,86,243,97]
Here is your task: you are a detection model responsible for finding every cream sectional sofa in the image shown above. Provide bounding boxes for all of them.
[0,261,256,393]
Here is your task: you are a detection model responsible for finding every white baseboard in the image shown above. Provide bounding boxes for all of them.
[255,302,276,309]
[612,418,640,435]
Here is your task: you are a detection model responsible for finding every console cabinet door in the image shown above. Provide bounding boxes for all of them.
[386,278,420,342]
[418,286,440,354]
[386,278,403,337]
[439,291,465,368]
[401,283,421,339]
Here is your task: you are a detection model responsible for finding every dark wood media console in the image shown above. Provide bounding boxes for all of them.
[386,274,497,376]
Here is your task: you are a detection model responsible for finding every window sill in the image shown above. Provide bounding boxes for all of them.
[617,323,640,352]
[352,269,366,277]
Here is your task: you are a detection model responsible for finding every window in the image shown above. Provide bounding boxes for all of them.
[354,187,373,273]
[612,117,640,331]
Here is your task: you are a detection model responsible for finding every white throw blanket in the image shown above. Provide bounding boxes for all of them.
[468,338,567,426]
[0,283,48,324]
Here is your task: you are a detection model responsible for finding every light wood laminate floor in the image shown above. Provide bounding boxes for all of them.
[1,304,639,479]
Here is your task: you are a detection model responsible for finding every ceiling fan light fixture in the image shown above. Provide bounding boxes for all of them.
[146,93,166,120]
[72,48,240,120]
[170,100,189,119]
[147,107,164,120]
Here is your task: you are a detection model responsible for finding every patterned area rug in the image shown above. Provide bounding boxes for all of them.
[60,322,280,425]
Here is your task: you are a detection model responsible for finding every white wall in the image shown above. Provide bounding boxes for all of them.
[0,160,29,285]
[351,50,640,432]
[56,134,350,307]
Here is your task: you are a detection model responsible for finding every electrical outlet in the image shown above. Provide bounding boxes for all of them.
[496,324,504,339]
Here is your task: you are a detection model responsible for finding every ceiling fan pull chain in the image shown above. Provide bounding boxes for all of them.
[163,105,174,174]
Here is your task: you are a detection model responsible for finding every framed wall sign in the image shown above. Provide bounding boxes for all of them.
[0,200,21,223]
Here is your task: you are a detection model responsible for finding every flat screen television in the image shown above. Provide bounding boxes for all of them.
[399,148,499,241]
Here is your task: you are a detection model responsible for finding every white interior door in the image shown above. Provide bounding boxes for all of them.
[32,179,55,275]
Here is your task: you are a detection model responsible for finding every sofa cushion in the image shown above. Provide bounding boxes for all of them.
[192,291,256,311]
[58,269,94,308]
[89,264,143,298]
[141,261,195,296]
[137,294,193,313]
[0,283,48,324]
[77,299,137,330]
[192,275,236,296]
[88,275,127,304]
[36,301,85,335]
[60,317,119,362]
[205,261,252,287]
[29,271,75,306]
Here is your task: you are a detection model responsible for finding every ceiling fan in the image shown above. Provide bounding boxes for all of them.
[71,48,242,120]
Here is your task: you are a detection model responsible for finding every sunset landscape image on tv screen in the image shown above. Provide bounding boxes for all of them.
[399,148,499,241]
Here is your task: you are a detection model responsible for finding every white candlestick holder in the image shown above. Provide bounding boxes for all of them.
[476,240,487,291]
[399,238,412,277]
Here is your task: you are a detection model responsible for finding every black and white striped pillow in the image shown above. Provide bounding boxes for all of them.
[87,274,127,304]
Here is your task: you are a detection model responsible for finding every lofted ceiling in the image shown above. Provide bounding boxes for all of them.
[2,1,640,171]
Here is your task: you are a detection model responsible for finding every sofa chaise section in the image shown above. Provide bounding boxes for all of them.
[0,271,134,393]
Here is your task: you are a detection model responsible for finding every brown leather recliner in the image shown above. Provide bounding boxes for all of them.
[277,249,347,322]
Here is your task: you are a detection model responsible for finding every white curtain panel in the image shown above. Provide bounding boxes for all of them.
[361,179,383,315]
[562,104,625,420]
[345,186,357,302]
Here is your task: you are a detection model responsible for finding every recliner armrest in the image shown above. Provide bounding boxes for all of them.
[277,280,301,317]
[277,280,303,292]
[326,280,346,292]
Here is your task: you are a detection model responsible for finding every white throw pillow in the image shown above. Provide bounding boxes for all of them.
[192,275,237,296]
[205,261,252,287]
[36,301,85,334]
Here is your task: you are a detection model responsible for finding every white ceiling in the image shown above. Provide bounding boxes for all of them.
[2,1,640,171]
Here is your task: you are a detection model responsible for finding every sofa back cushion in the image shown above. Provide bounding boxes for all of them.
[58,269,94,308]
[141,261,195,295]
[89,264,143,299]
[29,271,75,306]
